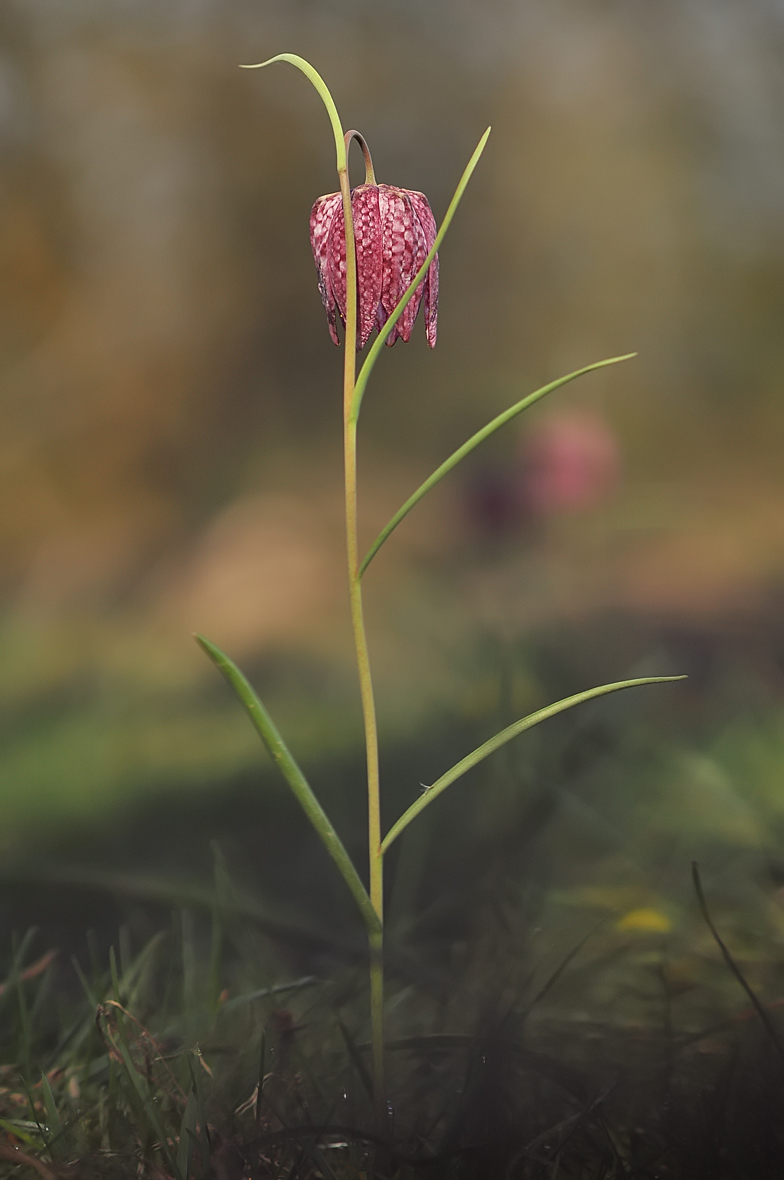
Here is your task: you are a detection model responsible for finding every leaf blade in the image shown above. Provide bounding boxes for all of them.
[350,127,492,424]
[380,676,686,853]
[195,634,380,934]
[239,54,346,172]
[39,1073,65,1162]
[360,353,636,576]
[176,1089,197,1180]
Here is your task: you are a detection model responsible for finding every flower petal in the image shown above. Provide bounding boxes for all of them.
[407,190,439,348]
[377,186,402,344]
[398,191,429,343]
[423,252,439,348]
[379,186,424,346]
[309,192,342,345]
[326,203,349,348]
[351,185,383,349]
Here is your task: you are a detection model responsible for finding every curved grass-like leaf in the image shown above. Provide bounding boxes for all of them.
[240,54,347,172]
[380,676,686,854]
[195,635,380,935]
[176,1090,197,1180]
[1,863,361,956]
[360,353,635,576]
[350,127,491,424]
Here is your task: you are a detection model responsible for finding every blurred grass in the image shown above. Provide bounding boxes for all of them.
[2,841,784,1176]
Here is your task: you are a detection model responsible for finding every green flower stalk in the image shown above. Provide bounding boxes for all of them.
[196,52,686,1142]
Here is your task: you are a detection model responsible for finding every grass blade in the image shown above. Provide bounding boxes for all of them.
[0,1119,45,1150]
[176,1088,197,1180]
[381,676,685,853]
[521,919,607,1020]
[360,353,635,575]
[338,1018,374,1102]
[221,977,325,1013]
[108,947,121,1003]
[6,863,359,956]
[195,634,380,935]
[103,1007,178,1174]
[0,929,39,1018]
[12,950,34,1082]
[120,931,167,1010]
[181,909,198,1020]
[0,949,57,1005]
[208,906,223,1017]
[71,956,99,1009]
[692,861,784,1063]
[191,1056,212,1179]
[39,1073,66,1162]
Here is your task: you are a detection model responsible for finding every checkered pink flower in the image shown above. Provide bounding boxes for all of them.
[310,183,439,349]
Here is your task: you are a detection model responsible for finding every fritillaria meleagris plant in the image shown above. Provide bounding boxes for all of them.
[196,53,684,1137]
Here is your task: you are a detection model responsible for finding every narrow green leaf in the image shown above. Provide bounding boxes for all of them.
[360,353,636,576]
[181,909,198,1018]
[207,906,223,1017]
[120,931,167,1011]
[118,925,132,980]
[338,1018,374,1101]
[211,841,237,909]
[176,1089,197,1180]
[521,920,606,1021]
[692,861,784,1062]
[109,1037,152,1150]
[195,634,380,935]
[256,1034,266,1130]
[239,54,346,173]
[0,1118,42,1148]
[350,127,492,424]
[112,1022,177,1174]
[221,977,325,1012]
[192,1057,212,1179]
[39,1073,65,1161]
[108,947,121,1004]
[70,956,99,1009]
[0,928,37,1017]
[12,953,33,1081]
[105,1062,118,1153]
[380,676,686,853]
[359,1033,472,1053]
[8,863,356,955]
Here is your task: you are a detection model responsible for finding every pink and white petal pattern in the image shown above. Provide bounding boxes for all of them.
[398,190,429,343]
[309,192,342,345]
[325,199,348,337]
[407,190,439,348]
[351,185,383,348]
[377,186,405,344]
[379,186,424,345]
[423,250,439,348]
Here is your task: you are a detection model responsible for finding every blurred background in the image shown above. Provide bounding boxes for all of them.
[1,0,784,1016]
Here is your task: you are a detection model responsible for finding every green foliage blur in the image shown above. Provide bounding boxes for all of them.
[0,0,784,970]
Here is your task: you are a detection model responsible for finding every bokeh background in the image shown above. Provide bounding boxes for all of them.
[2,0,784,1015]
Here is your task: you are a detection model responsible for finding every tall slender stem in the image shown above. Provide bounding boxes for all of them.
[339,144,386,1131]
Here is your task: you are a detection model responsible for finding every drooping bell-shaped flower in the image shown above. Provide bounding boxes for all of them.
[310,182,439,349]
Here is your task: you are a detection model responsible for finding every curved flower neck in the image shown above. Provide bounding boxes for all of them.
[345,130,376,185]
